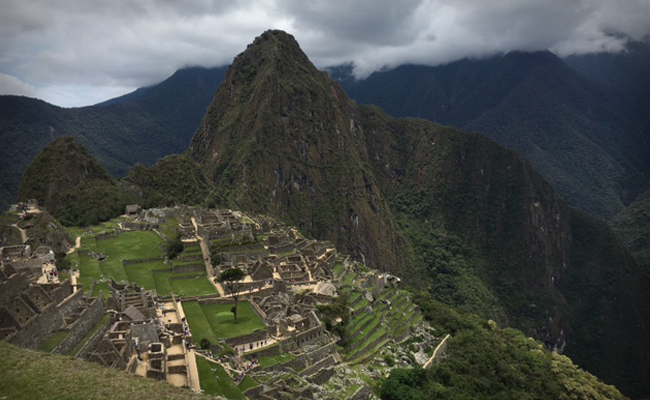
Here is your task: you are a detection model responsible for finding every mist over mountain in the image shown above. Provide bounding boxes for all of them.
[330,43,650,220]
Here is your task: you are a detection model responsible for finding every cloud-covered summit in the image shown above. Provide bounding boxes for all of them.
[1,0,648,107]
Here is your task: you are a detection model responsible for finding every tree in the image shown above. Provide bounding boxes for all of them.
[217,267,246,321]
[165,232,184,260]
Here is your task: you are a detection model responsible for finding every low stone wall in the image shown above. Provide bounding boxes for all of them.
[95,231,120,241]
[304,341,336,362]
[122,258,162,265]
[171,264,204,273]
[245,343,283,358]
[306,367,335,385]
[121,222,159,231]
[54,297,105,354]
[249,299,267,321]
[179,254,202,262]
[243,385,265,399]
[301,355,337,377]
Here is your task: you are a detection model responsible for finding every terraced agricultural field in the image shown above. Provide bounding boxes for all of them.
[71,226,216,297]
[183,301,266,342]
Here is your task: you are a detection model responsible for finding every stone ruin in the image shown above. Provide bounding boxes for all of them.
[0,263,105,354]
[83,280,195,388]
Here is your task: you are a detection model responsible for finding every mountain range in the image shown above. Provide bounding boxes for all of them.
[11,30,650,398]
[330,42,650,220]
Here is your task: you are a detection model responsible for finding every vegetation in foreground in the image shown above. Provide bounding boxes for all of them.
[380,295,627,400]
[0,341,207,400]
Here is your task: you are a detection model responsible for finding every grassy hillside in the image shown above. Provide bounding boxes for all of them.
[0,342,208,400]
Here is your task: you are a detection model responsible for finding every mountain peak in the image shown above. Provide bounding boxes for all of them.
[229,29,314,83]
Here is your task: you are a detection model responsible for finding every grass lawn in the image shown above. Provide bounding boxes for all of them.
[238,375,258,392]
[39,330,70,353]
[158,217,179,239]
[75,230,216,297]
[169,276,217,297]
[259,353,295,369]
[183,301,266,343]
[195,356,246,400]
[77,252,102,292]
[0,341,208,400]
[95,230,163,262]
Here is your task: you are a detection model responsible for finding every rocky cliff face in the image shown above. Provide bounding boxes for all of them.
[189,30,650,397]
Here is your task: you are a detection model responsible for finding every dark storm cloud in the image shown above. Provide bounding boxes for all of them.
[1,0,648,106]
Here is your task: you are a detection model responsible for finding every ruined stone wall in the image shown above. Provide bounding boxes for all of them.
[41,280,74,304]
[122,258,162,265]
[224,329,268,347]
[300,354,337,377]
[0,271,31,304]
[77,316,114,358]
[121,222,159,231]
[8,298,64,349]
[294,324,325,348]
[53,297,105,355]
[306,367,335,385]
[95,231,120,241]
[249,300,267,321]
[171,264,204,273]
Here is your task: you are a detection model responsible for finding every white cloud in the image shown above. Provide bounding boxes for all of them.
[0,0,648,107]
[0,73,37,97]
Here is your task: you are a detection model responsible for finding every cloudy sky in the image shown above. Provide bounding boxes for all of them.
[1,0,649,107]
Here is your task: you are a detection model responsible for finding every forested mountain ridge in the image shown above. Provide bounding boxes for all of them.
[331,44,650,220]
[0,66,227,212]
[187,30,650,398]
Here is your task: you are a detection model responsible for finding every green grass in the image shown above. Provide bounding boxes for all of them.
[195,356,246,399]
[259,353,295,369]
[0,341,211,400]
[158,217,179,239]
[183,301,265,342]
[168,275,217,297]
[74,230,216,297]
[39,330,70,353]
[237,375,258,392]
[95,230,163,261]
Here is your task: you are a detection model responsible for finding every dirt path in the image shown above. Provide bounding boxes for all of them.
[67,236,81,254]
[190,216,226,296]
[423,334,450,369]
[11,223,28,244]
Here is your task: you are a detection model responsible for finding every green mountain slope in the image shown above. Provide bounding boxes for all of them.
[16,136,131,226]
[188,30,650,398]
[611,190,650,268]
[333,50,650,219]
[189,30,414,276]
[0,67,226,212]
[124,154,213,208]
